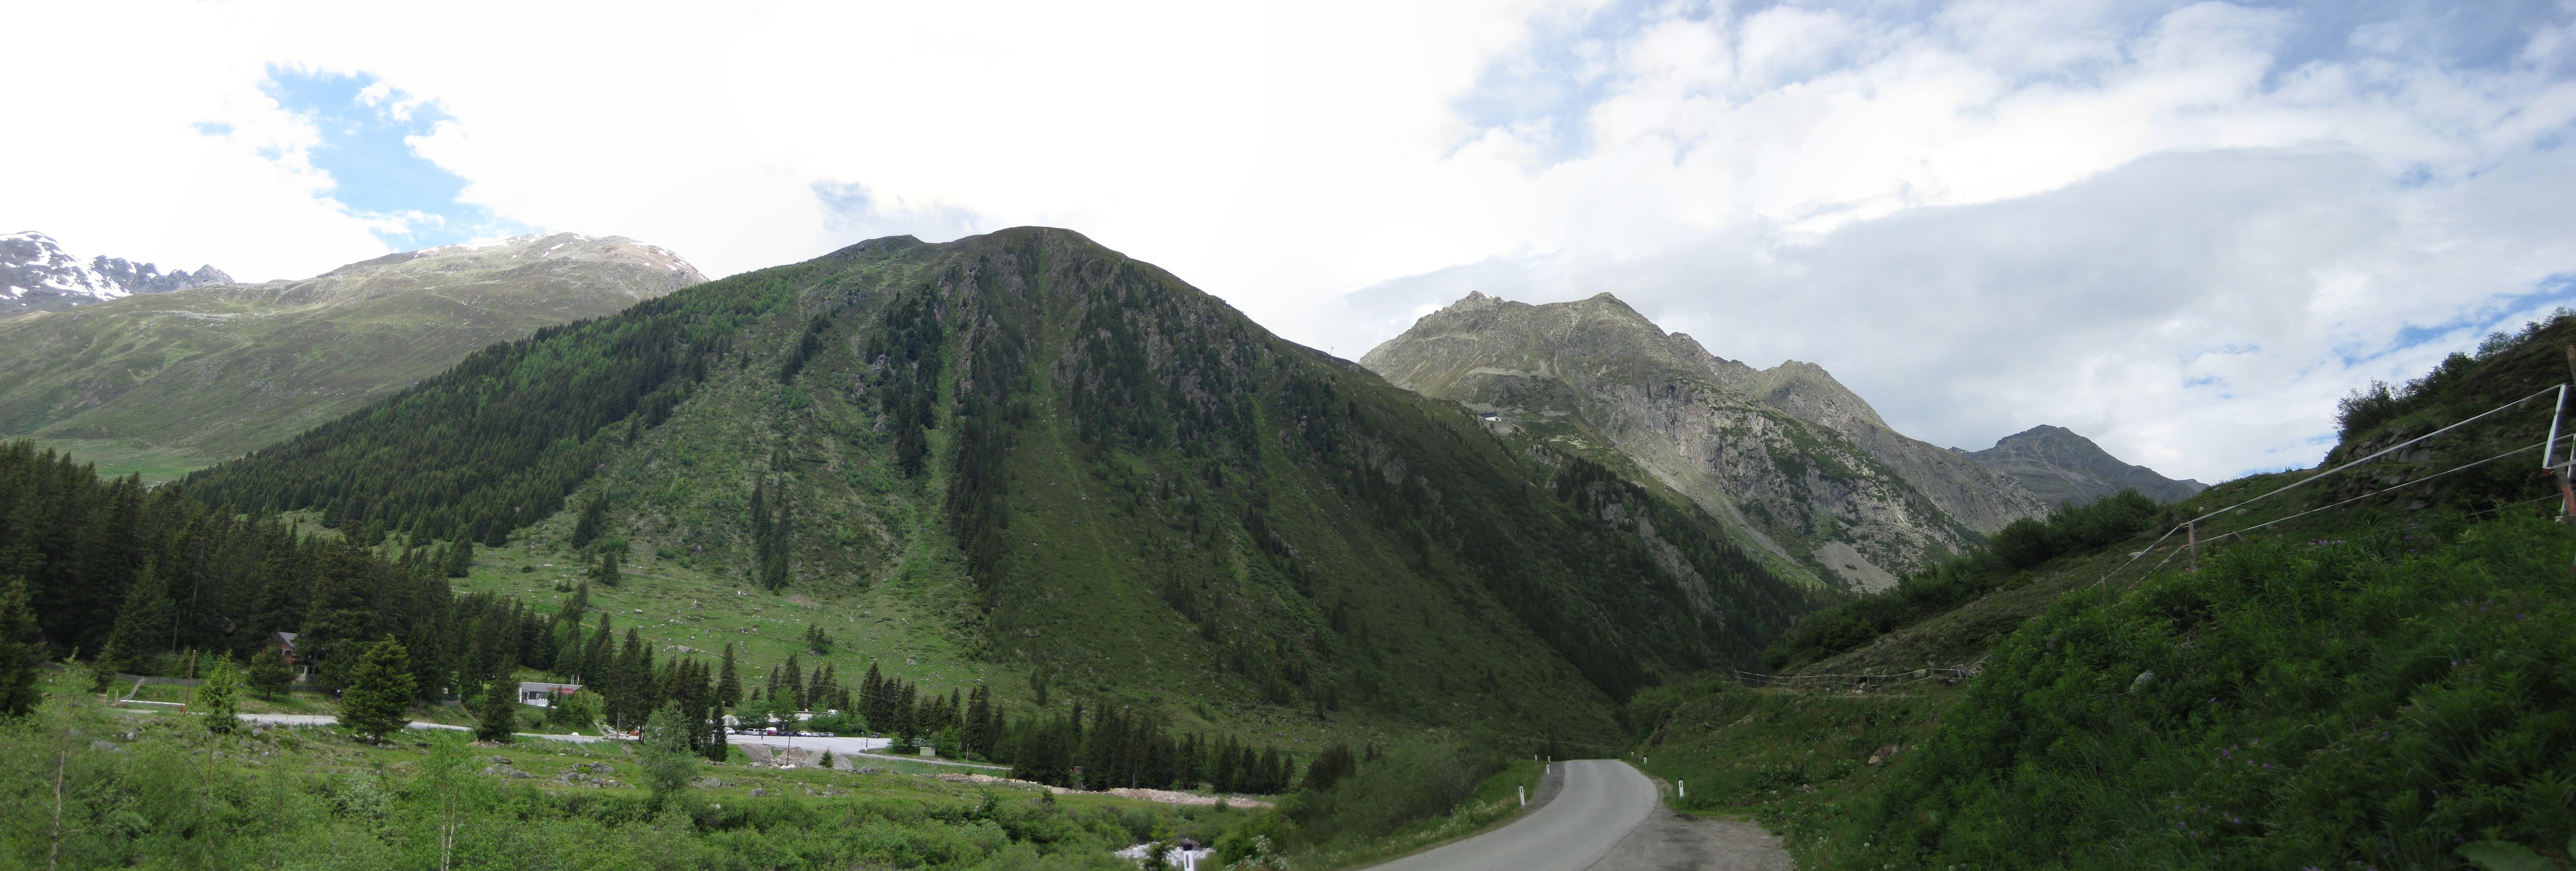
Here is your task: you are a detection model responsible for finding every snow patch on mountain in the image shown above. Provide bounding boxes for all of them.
[0,231,231,317]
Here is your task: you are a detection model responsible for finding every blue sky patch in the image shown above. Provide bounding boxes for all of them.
[2388,273,2576,353]
[255,68,520,248]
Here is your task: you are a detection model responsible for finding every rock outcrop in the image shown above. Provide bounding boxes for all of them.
[1362,291,2047,592]
[0,231,231,317]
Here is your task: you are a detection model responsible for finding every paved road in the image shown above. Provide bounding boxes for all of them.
[1586,806,1794,871]
[1366,759,1659,871]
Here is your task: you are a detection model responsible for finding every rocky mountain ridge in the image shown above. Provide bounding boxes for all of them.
[1362,291,2048,592]
[1958,425,2206,506]
[0,230,232,316]
[0,232,704,478]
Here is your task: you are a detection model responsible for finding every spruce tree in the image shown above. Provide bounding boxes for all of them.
[196,655,244,733]
[246,649,292,699]
[895,682,920,746]
[339,638,417,743]
[0,578,41,718]
[590,550,622,586]
[861,662,886,727]
[716,642,741,708]
[962,686,990,759]
[475,671,518,743]
[443,539,473,578]
[572,492,608,549]
[102,563,174,676]
[782,652,805,711]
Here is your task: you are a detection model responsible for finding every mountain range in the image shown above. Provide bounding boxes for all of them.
[9,223,2201,744]
[0,232,704,479]
[1,230,232,316]
[1359,291,2200,592]
[178,228,1813,739]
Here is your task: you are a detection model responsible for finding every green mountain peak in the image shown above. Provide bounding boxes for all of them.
[180,226,1811,738]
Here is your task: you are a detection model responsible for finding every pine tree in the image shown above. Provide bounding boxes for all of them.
[610,628,650,728]
[962,686,992,759]
[895,681,920,746]
[102,563,174,676]
[0,578,41,717]
[571,492,608,549]
[475,671,518,743]
[716,642,741,708]
[782,652,805,711]
[443,539,474,578]
[590,551,622,586]
[246,649,292,699]
[1303,742,1355,792]
[861,662,887,728]
[579,612,614,682]
[339,638,417,742]
[196,654,245,732]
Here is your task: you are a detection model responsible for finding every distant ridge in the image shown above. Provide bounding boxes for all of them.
[0,231,231,316]
[1361,290,2046,592]
[0,232,704,478]
[1958,425,2205,507]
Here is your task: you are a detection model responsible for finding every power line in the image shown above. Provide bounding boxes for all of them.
[2093,385,2567,586]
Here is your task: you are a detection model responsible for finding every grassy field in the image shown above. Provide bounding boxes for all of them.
[4,667,1268,870]
[27,437,218,482]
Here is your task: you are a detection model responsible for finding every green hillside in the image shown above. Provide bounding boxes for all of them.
[181,228,1812,743]
[1622,311,2576,869]
[0,234,701,481]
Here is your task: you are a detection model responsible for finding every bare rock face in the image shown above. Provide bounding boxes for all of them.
[1361,291,2046,592]
[1959,425,2205,507]
[0,231,234,317]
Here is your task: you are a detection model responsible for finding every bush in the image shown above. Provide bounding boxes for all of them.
[1850,511,2576,869]
[195,655,243,732]
[550,690,603,733]
[1282,742,1502,850]
[1301,743,1356,792]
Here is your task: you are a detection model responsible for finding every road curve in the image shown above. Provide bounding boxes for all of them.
[1364,759,1659,871]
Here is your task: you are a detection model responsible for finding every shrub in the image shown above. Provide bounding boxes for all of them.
[195,655,243,732]
[1852,511,2576,868]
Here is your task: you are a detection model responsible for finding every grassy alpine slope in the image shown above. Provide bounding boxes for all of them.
[0,234,701,481]
[1625,311,2576,869]
[182,228,1811,742]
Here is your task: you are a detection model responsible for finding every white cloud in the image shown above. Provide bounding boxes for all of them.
[2,1,2572,481]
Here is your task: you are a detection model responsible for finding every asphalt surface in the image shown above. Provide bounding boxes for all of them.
[1583,806,1794,871]
[1365,759,1659,871]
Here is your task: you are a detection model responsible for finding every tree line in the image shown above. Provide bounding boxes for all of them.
[1007,700,1298,794]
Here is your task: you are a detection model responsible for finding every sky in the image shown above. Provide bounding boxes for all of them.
[7,0,2574,482]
